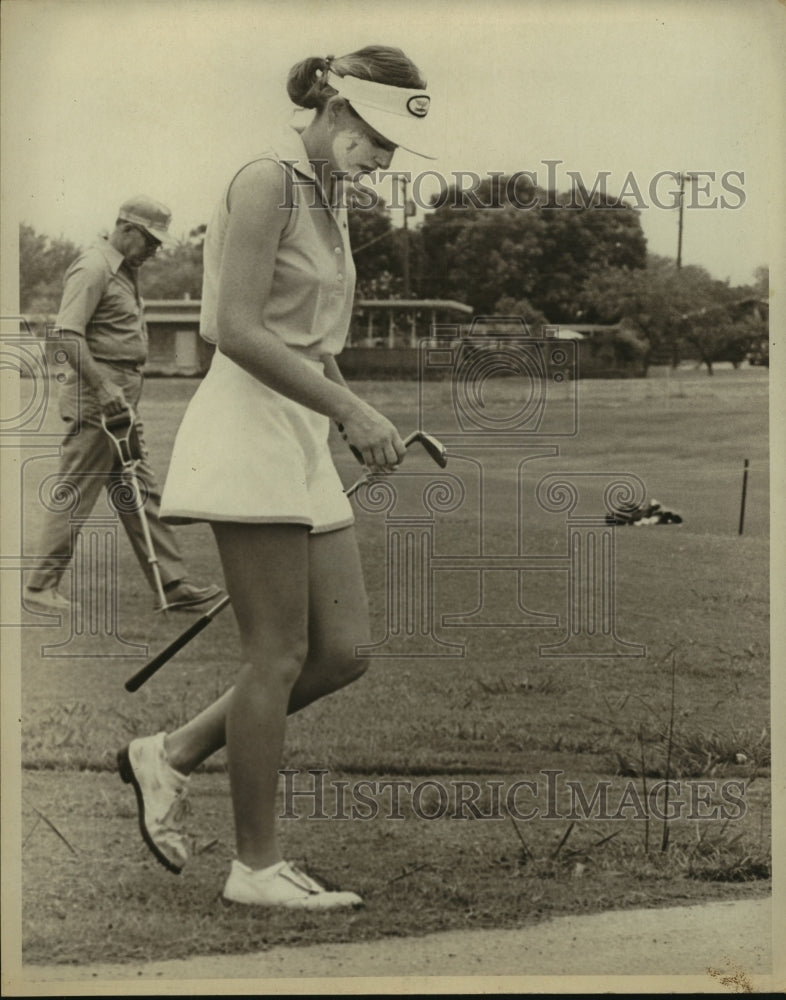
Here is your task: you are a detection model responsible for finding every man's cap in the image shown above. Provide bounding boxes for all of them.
[325,71,436,159]
[117,195,177,246]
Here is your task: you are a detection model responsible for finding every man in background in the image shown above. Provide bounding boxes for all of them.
[23,195,221,615]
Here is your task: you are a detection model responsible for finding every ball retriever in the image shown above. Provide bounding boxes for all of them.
[101,405,169,614]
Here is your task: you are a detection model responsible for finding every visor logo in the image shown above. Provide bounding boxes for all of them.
[407,95,430,118]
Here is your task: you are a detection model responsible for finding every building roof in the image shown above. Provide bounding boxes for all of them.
[143,298,475,323]
[355,299,473,313]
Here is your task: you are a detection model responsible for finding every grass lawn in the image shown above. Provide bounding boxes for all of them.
[13,366,771,968]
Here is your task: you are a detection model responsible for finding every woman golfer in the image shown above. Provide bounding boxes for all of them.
[117,46,434,909]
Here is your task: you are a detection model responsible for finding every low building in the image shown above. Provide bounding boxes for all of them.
[141,298,476,377]
[27,301,647,379]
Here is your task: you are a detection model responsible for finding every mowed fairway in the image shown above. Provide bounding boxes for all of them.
[16,367,770,968]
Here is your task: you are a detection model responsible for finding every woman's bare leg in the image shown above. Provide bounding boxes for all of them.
[164,527,370,774]
[209,521,310,871]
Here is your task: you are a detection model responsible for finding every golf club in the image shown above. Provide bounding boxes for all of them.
[124,429,448,691]
[336,426,447,470]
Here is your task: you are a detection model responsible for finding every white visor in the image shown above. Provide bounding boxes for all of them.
[325,71,436,159]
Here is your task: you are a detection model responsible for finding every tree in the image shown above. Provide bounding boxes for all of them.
[348,196,405,298]
[575,256,683,373]
[19,223,81,314]
[421,200,546,313]
[529,194,647,322]
[140,225,206,300]
[752,265,768,299]
[677,306,760,375]
[578,256,764,375]
[493,295,549,333]
[418,177,647,319]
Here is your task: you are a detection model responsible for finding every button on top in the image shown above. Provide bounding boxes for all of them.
[334,246,342,254]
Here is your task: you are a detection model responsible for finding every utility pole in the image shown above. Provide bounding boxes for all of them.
[673,172,688,369]
[676,172,700,270]
[674,172,699,368]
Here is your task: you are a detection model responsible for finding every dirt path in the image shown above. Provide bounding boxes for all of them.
[13,897,778,994]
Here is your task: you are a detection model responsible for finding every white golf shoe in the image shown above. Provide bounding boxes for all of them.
[117,732,195,874]
[223,859,364,909]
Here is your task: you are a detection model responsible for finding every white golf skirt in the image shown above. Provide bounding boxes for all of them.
[160,349,354,533]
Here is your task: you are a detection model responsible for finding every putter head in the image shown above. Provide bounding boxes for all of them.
[405,430,448,468]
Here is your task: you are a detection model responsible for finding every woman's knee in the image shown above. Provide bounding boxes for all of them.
[321,641,369,689]
[241,631,309,689]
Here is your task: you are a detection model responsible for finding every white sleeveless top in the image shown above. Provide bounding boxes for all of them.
[200,125,356,358]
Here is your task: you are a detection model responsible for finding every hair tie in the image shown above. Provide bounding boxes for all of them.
[316,56,334,81]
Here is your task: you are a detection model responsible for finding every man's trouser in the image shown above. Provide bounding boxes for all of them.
[26,360,187,593]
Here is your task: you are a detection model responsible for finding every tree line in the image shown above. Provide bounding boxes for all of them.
[19,177,768,374]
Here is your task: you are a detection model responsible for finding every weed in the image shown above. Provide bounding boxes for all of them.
[606,723,771,781]
[475,674,562,696]
[683,817,771,883]
[509,814,770,886]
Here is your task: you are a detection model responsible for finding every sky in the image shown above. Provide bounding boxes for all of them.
[1,0,784,290]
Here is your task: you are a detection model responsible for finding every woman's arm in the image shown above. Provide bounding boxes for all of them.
[216,161,405,469]
[320,353,349,391]
[322,353,363,463]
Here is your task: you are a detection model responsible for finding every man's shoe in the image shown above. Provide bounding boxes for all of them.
[223,859,364,909]
[23,586,78,615]
[117,732,195,874]
[158,581,223,613]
